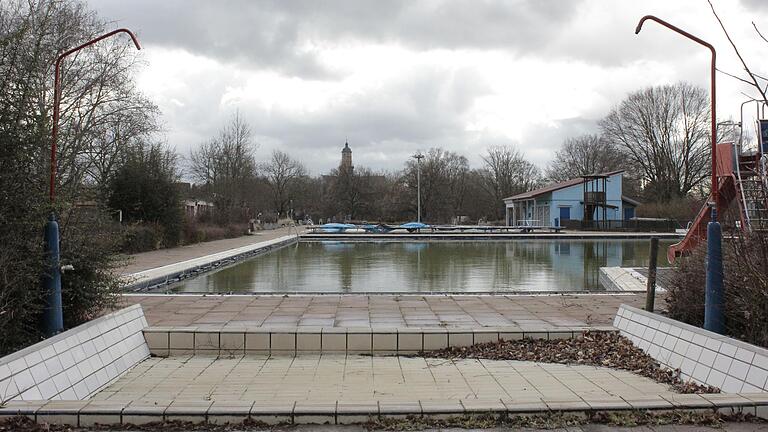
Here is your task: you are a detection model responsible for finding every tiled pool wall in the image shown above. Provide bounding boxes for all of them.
[142,326,617,356]
[0,305,149,403]
[615,305,768,393]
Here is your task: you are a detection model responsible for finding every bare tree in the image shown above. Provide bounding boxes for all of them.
[476,145,542,219]
[84,107,160,191]
[402,148,470,223]
[262,150,306,215]
[600,82,710,202]
[546,135,626,182]
[189,111,258,218]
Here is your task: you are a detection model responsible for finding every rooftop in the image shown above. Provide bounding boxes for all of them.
[504,170,624,201]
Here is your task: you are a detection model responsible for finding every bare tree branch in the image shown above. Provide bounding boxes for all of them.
[717,67,758,86]
[708,0,768,105]
[753,21,768,45]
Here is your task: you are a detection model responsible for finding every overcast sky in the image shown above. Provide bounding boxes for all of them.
[88,0,768,175]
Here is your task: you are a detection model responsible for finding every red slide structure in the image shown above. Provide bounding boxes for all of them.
[667,142,768,263]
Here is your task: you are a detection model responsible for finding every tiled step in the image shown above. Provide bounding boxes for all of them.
[2,394,767,426]
[141,326,617,356]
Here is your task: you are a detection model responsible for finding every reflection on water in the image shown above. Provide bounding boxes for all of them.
[168,240,673,293]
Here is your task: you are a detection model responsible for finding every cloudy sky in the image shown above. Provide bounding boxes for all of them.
[88,0,768,175]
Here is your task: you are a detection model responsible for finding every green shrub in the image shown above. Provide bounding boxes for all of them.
[121,223,165,253]
[0,204,47,355]
[107,143,182,249]
[181,219,247,245]
[60,211,124,328]
[666,231,768,348]
[666,246,706,327]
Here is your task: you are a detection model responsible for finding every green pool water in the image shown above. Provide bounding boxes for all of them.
[166,239,673,293]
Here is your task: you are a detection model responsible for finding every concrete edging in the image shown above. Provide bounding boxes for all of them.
[599,267,666,292]
[301,232,683,242]
[125,235,298,291]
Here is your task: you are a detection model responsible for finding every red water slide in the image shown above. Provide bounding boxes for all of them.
[667,143,744,263]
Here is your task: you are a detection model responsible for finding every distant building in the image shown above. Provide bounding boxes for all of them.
[183,199,214,219]
[341,141,353,170]
[175,182,215,219]
[503,170,638,227]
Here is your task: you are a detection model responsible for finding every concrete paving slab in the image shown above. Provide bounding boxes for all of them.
[123,292,655,330]
[92,354,679,411]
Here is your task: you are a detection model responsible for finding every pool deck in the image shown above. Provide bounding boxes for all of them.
[90,354,690,417]
[121,293,654,329]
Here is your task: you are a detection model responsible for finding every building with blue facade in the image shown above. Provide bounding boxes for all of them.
[503,170,638,227]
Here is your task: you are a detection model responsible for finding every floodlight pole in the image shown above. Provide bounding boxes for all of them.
[636,15,724,334]
[43,29,141,337]
[412,153,424,223]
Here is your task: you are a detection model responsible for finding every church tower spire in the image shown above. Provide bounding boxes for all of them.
[341,140,353,170]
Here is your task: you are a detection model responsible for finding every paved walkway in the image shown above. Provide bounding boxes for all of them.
[93,354,673,407]
[120,226,302,275]
[122,293,654,329]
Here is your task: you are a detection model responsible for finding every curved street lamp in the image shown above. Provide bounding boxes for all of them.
[43,29,141,337]
[636,15,718,215]
[635,15,724,334]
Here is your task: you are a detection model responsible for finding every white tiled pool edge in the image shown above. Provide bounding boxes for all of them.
[615,305,768,393]
[125,234,298,290]
[0,305,149,402]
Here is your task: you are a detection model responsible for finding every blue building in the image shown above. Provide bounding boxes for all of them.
[503,170,638,227]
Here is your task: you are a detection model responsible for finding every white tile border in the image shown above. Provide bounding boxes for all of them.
[615,305,768,393]
[0,305,149,402]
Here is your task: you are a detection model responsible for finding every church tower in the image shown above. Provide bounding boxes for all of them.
[341,141,353,170]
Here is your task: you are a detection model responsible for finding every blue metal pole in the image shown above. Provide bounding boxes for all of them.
[42,213,63,336]
[704,208,724,334]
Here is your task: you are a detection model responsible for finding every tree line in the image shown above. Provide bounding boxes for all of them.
[176,82,712,225]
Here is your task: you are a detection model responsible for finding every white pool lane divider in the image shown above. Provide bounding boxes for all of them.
[124,234,298,291]
[599,266,667,292]
[0,304,149,403]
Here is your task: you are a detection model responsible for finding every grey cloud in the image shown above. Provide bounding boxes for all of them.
[520,116,601,169]
[741,0,768,11]
[96,1,337,79]
[93,0,585,78]
[162,64,493,174]
[247,68,478,161]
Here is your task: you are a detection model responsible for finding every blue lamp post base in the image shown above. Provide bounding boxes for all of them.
[704,209,724,334]
[42,213,63,337]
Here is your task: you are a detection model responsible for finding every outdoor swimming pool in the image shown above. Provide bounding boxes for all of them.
[165,239,673,293]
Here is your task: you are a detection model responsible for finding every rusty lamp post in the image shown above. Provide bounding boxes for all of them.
[43,29,141,337]
[635,16,724,334]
